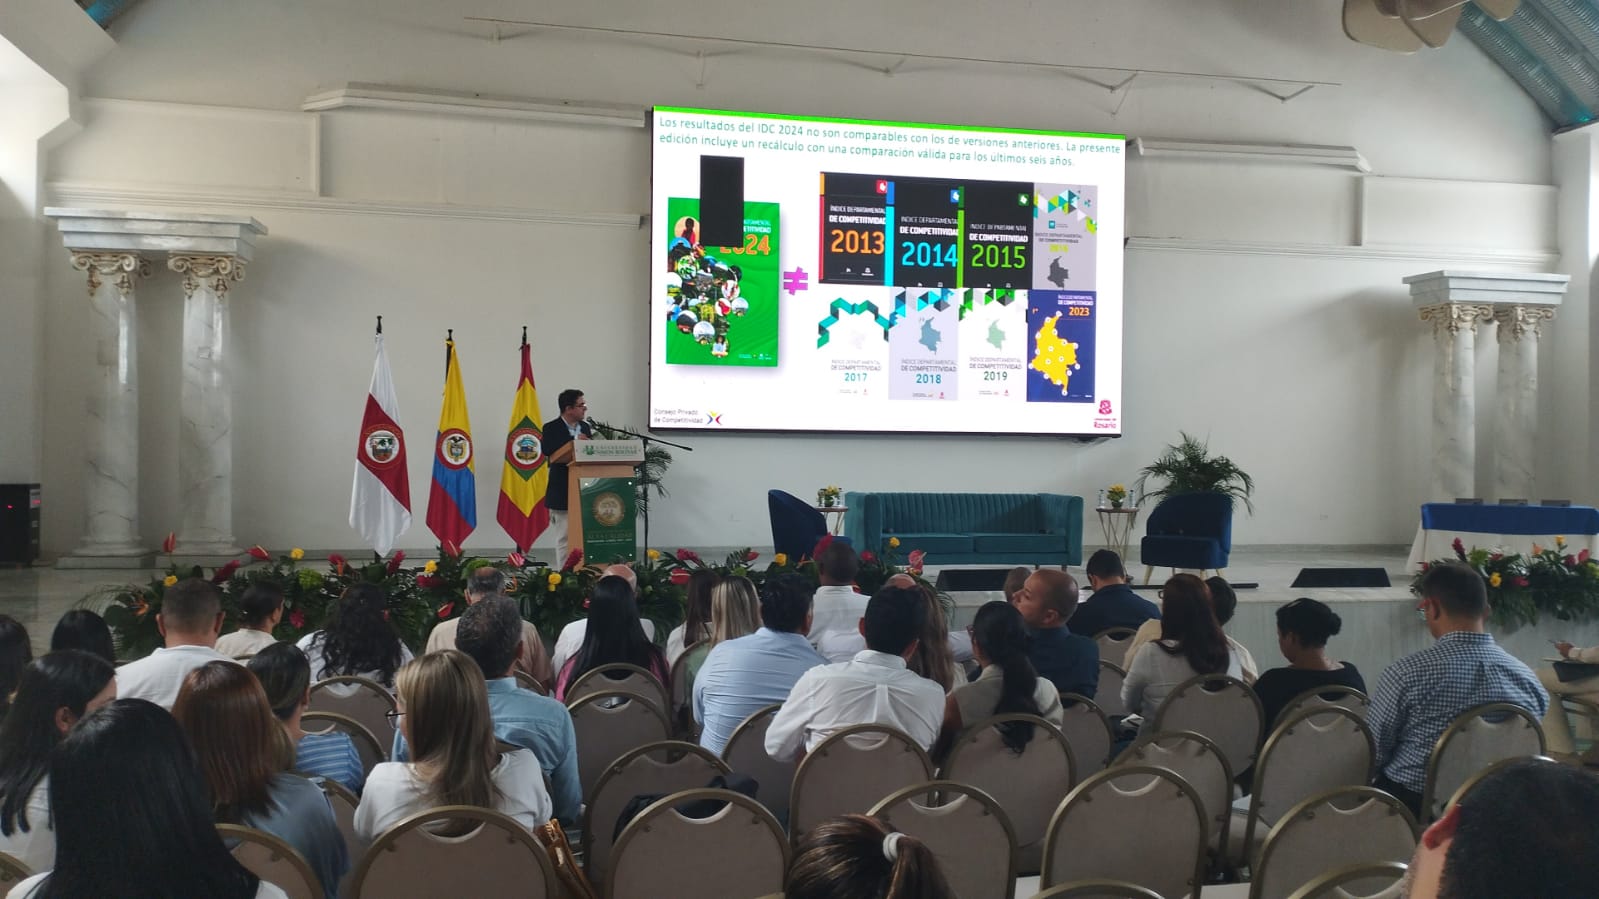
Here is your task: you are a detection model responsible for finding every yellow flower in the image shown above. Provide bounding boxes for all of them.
[889,537,901,548]
[647,549,661,561]
[1489,572,1502,588]
[548,572,562,587]
[289,547,305,561]
[162,574,178,587]
[1557,535,1567,547]
[423,560,438,574]
[774,553,788,567]
[1110,484,1126,492]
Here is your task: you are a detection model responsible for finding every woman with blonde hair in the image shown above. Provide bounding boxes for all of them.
[354,650,550,842]
[680,575,762,686]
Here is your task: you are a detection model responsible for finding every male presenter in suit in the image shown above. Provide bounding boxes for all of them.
[544,388,593,566]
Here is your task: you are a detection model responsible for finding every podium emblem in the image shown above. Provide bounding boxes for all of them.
[591,492,626,527]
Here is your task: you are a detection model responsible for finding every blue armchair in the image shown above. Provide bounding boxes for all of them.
[1139,493,1234,582]
[768,490,851,560]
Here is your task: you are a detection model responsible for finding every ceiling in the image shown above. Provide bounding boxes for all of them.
[1458,0,1599,129]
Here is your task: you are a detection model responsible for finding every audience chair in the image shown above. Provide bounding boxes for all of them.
[1055,693,1115,777]
[1030,882,1164,899]
[569,690,673,803]
[1092,662,1129,719]
[607,788,788,899]
[788,724,935,841]
[1249,787,1418,899]
[1092,628,1138,667]
[308,676,396,748]
[1138,493,1234,583]
[1559,695,1599,764]
[512,669,547,695]
[566,663,671,716]
[1443,754,1560,815]
[1151,673,1263,783]
[1284,862,1409,899]
[1419,702,1545,824]
[301,710,386,774]
[349,806,558,899]
[869,781,1017,899]
[1040,765,1207,899]
[0,851,31,887]
[217,823,323,899]
[1115,730,1234,867]
[939,714,1076,873]
[721,703,796,824]
[1276,686,1370,727]
[1235,707,1374,867]
[313,778,360,897]
[667,648,699,740]
[582,740,730,886]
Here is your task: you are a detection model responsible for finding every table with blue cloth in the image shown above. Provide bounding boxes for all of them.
[1406,503,1599,570]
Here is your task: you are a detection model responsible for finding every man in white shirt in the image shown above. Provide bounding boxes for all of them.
[808,541,868,662]
[116,577,239,708]
[766,584,946,760]
[426,567,554,687]
[551,563,655,673]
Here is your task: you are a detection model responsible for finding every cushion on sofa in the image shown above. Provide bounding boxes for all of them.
[878,494,1048,534]
[972,533,1068,554]
[891,532,976,554]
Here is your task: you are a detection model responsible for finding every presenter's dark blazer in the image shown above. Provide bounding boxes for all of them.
[543,417,593,512]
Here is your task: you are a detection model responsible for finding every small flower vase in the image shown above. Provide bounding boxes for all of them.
[1111,499,1124,510]
[823,495,837,508]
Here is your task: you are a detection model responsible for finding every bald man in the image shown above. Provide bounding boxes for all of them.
[550,563,653,673]
[1011,569,1098,699]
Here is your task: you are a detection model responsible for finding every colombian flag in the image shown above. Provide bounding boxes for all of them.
[426,337,476,547]
[496,335,550,551]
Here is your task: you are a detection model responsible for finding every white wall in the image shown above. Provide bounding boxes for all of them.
[26,0,1579,555]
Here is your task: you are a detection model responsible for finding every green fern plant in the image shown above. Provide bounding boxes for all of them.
[1132,431,1255,513]
[590,420,673,517]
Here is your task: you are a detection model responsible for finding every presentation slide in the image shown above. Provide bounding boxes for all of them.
[649,107,1125,436]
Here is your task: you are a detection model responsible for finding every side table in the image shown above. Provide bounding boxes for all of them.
[811,504,848,536]
[1096,506,1140,559]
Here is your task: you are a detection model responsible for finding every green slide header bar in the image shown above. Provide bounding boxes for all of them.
[654,106,1124,142]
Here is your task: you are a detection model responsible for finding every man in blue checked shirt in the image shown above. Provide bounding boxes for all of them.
[1368,561,1548,816]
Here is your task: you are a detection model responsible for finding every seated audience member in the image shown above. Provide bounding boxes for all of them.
[553,574,670,700]
[355,651,552,842]
[1002,566,1033,604]
[0,618,31,722]
[886,573,974,667]
[248,644,365,794]
[7,699,287,899]
[1368,562,1547,816]
[1539,638,1599,756]
[0,652,116,872]
[49,609,115,666]
[809,541,869,662]
[906,580,959,691]
[173,662,348,897]
[215,583,283,658]
[1067,549,1160,638]
[417,596,579,828]
[679,575,761,690]
[1251,597,1366,730]
[785,814,956,899]
[1123,574,1242,731]
[1399,758,1599,898]
[1011,569,1099,699]
[1123,575,1257,683]
[426,566,553,687]
[665,569,720,665]
[551,563,655,673]
[938,601,1064,759]
[766,585,946,760]
[116,578,239,708]
[296,583,413,693]
[694,574,826,756]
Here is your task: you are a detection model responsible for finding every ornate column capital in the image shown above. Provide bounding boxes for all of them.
[168,254,246,300]
[69,252,150,298]
[1492,304,1558,342]
[1417,302,1494,336]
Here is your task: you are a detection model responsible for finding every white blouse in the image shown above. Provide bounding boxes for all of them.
[1122,639,1244,726]
[353,749,552,845]
[0,779,53,874]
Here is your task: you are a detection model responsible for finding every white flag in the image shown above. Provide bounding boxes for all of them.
[350,332,411,556]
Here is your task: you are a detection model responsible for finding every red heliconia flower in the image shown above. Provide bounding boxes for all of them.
[1515,576,1530,588]
[1565,554,1578,567]
[676,548,701,563]
[436,601,455,620]
[248,545,271,561]
[1581,548,1592,564]
[414,574,439,588]
[908,549,926,568]
[562,549,584,571]
[210,560,240,584]
[1420,562,1431,572]
[289,609,307,629]
[161,532,176,554]
[813,535,834,558]
[443,541,462,559]
[386,550,406,575]
[509,551,527,568]
[328,553,346,575]
[1490,552,1503,562]
[745,550,759,562]
[669,569,691,586]
[860,550,877,563]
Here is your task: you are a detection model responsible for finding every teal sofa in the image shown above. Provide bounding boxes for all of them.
[843,492,1084,566]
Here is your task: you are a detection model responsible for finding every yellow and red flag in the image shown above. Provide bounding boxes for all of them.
[496,330,550,551]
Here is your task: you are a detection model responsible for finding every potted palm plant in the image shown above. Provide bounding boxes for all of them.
[1133,431,1255,513]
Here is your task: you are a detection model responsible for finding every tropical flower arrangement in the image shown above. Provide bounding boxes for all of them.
[816,485,843,507]
[1413,536,1599,629]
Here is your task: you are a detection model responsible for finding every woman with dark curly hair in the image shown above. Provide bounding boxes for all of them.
[295,583,413,693]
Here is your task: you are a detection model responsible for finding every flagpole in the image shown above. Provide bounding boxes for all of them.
[375,315,382,336]
[444,328,453,376]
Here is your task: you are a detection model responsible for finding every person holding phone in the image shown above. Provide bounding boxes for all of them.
[1540,639,1599,756]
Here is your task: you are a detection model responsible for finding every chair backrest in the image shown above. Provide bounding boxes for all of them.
[1421,702,1546,823]
[513,669,547,695]
[667,647,700,740]
[313,778,360,896]
[1054,694,1114,777]
[1030,882,1165,899]
[869,781,1018,899]
[301,710,387,774]
[1151,673,1263,779]
[307,676,396,747]
[569,690,673,804]
[1114,730,1234,865]
[1041,765,1207,899]
[350,805,558,899]
[722,703,796,823]
[1250,787,1419,899]
[1092,628,1138,665]
[566,663,671,716]
[940,714,1075,873]
[1443,754,1560,815]
[1277,685,1370,725]
[217,823,323,899]
[1244,707,1375,862]
[1092,662,1129,719]
[1285,862,1410,899]
[607,788,788,899]
[1145,493,1234,547]
[0,851,28,889]
[582,741,730,883]
[768,489,827,559]
[789,724,935,839]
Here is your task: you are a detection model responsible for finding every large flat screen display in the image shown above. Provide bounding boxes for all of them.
[649,107,1125,436]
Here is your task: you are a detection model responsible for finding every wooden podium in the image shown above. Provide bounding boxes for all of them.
[550,438,644,559]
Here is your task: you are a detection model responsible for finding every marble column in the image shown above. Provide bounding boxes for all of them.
[1491,304,1558,500]
[169,254,245,555]
[68,252,149,556]
[1416,302,1494,501]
